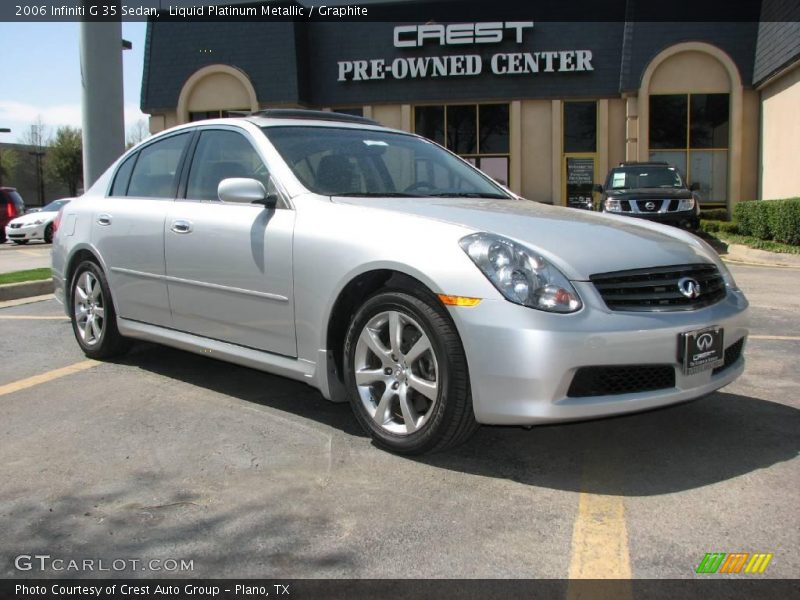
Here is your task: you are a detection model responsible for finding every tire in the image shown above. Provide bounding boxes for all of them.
[343,289,478,455]
[69,260,130,359]
[13,240,29,245]
[44,223,53,244]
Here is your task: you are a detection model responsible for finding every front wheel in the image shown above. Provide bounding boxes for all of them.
[343,290,478,455]
[70,261,130,359]
[44,223,53,244]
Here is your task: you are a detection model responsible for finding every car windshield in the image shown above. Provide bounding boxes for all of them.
[41,200,69,212]
[262,126,510,199]
[608,166,683,190]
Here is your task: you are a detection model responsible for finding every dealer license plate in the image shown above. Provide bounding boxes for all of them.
[680,326,724,374]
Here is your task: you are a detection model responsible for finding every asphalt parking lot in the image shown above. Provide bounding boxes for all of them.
[0,263,797,580]
[0,241,51,272]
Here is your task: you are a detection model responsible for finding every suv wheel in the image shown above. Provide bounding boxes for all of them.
[343,289,478,454]
[70,261,130,359]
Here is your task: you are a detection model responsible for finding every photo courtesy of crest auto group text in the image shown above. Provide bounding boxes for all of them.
[0,0,798,599]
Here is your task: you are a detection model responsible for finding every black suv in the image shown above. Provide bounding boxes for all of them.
[0,187,26,242]
[594,162,700,230]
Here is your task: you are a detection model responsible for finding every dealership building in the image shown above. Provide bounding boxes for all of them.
[141,2,800,210]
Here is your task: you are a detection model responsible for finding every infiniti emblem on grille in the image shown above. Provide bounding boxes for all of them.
[678,277,701,299]
[645,201,656,210]
[696,333,714,351]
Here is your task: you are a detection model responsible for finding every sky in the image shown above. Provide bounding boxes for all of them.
[0,22,149,146]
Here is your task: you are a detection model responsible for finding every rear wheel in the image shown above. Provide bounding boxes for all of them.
[70,261,130,359]
[344,289,478,454]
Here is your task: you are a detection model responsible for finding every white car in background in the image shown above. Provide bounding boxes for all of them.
[5,199,70,244]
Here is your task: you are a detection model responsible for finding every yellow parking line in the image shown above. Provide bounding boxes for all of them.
[0,360,99,397]
[567,451,632,600]
[749,335,800,341]
[0,294,54,309]
[569,492,632,579]
[0,315,68,320]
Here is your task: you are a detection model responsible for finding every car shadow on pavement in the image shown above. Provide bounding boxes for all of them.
[120,342,799,497]
[0,471,356,579]
[420,392,800,496]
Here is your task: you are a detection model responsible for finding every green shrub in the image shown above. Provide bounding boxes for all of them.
[734,198,800,245]
[700,208,729,221]
[701,220,738,235]
[734,201,758,236]
[770,198,800,245]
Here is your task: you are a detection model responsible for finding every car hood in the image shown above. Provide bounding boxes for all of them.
[333,196,714,280]
[606,187,693,199]
[8,212,55,226]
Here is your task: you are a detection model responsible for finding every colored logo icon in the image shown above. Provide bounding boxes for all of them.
[696,552,773,574]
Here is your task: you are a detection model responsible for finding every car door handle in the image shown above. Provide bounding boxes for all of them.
[96,213,112,226]
[170,219,193,234]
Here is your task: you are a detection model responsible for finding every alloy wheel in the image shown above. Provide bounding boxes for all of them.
[73,271,105,346]
[353,310,439,435]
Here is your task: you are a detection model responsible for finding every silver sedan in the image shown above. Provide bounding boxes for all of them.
[51,110,748,454]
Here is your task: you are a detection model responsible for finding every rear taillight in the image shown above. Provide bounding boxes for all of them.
[53,206,65,235]
[5,202,15,219]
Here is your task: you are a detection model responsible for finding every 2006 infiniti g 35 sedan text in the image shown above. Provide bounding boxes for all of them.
[51,110,748,454]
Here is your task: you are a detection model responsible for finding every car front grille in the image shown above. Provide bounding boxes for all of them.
[633,199,665,213]
[712,338,745,376]
[567,365,676,398]
[590,264,726,312]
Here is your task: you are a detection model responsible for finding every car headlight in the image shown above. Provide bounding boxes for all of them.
[676,198,695,211]
[459,233,582,313]
[604,198,622,213]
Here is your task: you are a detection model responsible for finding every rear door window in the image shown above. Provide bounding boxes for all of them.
[110,153,138,197]
[127,133,191,198]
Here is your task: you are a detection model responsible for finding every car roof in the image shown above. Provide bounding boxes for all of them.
[614,162,671,168]
[247,108,381,126]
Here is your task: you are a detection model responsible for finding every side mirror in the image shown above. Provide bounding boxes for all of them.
[593,184,604,194]
[689,182,700,192]
[218,178,277,208]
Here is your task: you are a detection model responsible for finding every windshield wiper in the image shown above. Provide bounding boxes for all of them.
[429,192,509,199]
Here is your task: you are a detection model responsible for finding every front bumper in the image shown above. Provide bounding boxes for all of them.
[613,210,699,229]
[448,282,748,425]
[5,223,46,241]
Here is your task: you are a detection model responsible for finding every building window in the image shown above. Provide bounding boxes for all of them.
[189,109,249,122]
[563,101,597,153]
[649,93,729,203]
[414,103,509,185]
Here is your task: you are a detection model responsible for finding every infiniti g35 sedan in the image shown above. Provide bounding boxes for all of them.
[51,110,749,454]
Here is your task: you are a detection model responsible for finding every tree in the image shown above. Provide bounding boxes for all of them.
[0,147,20,187]
[19,116,49,150]
[47,126,83,196]
[126,119,150,149]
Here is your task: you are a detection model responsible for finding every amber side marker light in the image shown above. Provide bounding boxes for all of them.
[438,294,482,307]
